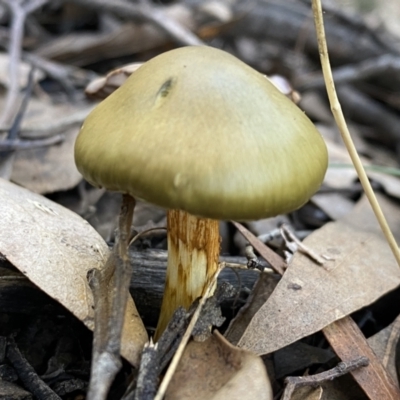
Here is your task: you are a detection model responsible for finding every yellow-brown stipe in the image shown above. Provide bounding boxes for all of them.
[154,209,220,340]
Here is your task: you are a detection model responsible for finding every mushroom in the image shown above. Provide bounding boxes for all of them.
[74,46,328,339]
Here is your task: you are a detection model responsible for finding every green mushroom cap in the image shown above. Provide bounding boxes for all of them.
[74,46,328,220]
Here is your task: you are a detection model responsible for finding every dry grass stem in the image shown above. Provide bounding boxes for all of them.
[311,0,400,267]
[154,263,224,400]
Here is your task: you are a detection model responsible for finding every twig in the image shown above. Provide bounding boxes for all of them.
[281,356,369,400]
[257,228,281,243]
[86,258,117,400]
[0,0,48,126]
[280,224,325,265]
[0,134,64,151]
[6,64,36,142]
[24,52,97,96]
[0,108,94,139]
[232,221,287,275]
[68,0,203,46]
[154,264,224,400]
[311,0,400,268]
[299,54,400,90]
[6,336,62,400]
[244,244,259,268]
[129,227,167,246]
[133,340,159,400]
[86,194,136,400]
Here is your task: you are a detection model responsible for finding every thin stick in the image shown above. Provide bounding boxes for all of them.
[107,194,136,353]
[0,135,64,151]
[129,227,167,246]
[86,194,136,400]
[154,263,224,400]
[311,0,400,267]
[281,356,369,400]
[0,0,48,126]
[7,337,62,400]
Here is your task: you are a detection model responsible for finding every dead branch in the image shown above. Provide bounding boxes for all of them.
[337,85,400,144]
[6,336,62,400]
[0,0,48,126]
[67,0,203,46]
[24,52,97,95]
[0,134,64,151]
[298,54,400,90]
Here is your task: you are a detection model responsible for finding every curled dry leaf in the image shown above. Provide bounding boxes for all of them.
[85,63,143,100]
[237,194,400,355]
[165,330,273,400]
[0,178,147,366]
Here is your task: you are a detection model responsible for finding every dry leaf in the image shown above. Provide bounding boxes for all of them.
[344,194,400,241]
[11,100,94,194]
[225,272,279,345]
[237,195,400,355]
[291,386,323,400]
[0,178,147,366]
[319,375,367,400]
[11,126,82,194]
[324,139,400,199]
[324,139,359,189]
[85,63,143,100]
[165,331,273,400]
[311,193,354,221]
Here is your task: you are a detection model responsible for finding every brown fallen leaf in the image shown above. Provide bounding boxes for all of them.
[237,194,400,355]
[165,330,273,400]
[0,178,147,366]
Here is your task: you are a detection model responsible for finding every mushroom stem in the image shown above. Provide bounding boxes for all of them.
[155,209,220,339]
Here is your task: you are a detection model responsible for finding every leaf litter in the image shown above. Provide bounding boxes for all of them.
[237,193,400,355]
[0,177,147,366]
[0,2,400,400]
